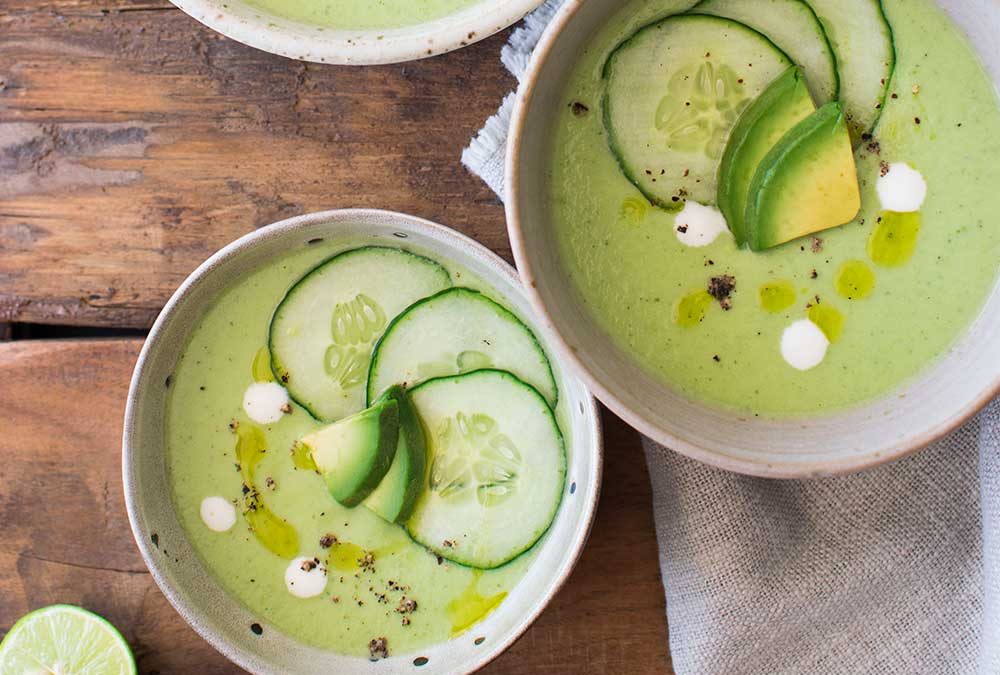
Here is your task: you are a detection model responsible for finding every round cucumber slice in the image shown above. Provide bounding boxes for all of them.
[804,0,895,142]
[406,370,566,569]
[366,287,557,408]
[602,14,792,208]
[269,246,451,421]
[692,0,839,105]
[0,604,136,675]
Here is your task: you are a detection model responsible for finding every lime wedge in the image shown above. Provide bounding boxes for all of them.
[0,605,136,675]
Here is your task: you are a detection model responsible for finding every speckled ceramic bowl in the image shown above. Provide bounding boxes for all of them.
[168,0,543,64]
[123,209,602,674]
[506,0,1000,478]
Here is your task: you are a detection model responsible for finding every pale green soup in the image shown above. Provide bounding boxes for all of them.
[549,0,1000,416]
[243,0,480,31]
[166,242,551,658]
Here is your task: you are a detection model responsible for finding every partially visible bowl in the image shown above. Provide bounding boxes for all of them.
[505,0,1000,478]
[168,0,544,64]
[122,209,602,673]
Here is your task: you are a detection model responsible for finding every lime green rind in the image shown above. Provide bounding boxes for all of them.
[0,605,136,675]
[717,66,816,245]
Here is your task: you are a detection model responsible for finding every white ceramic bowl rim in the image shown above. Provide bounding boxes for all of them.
[122,208,603,674]
[168,0,543,64]
[505,0,1000,479]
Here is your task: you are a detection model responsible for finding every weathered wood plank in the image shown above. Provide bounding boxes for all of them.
[0,339,671,673]
[0,2,512,327]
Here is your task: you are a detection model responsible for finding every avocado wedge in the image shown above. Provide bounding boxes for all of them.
[718,67,816,246]
[745,102,861,251]
[300,396,399,507]
[363,386,428,524]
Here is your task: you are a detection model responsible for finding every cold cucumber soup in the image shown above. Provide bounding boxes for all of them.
[548,0,1000,416]
[241,0,480,30]
[165,241,566,660]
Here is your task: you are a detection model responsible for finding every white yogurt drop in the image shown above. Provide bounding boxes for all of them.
[242,382,290,424]
[876,162,927,212]
[780,320,830,371]
[673,201,730,247]
[284,556,328,599]
[200,496,237,532]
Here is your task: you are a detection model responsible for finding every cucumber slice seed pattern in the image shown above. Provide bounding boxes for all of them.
[325,293,388,389]
[655,59,751,159]
[429,411,521,508]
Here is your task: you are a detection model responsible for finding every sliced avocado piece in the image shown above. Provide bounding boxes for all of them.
[718,67,816,246]
[745,102,861,251]
[363,386,428,524]
[301,397,399,507]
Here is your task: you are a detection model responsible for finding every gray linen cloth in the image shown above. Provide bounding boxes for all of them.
[462,3,999,672]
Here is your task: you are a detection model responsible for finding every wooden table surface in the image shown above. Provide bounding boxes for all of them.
[0,2,673,673]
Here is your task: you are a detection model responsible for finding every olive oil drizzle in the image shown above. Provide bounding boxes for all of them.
[446,571,508,636]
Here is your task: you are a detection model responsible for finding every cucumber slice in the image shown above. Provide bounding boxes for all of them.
[718,67,816,245]
[363,386,427,524]
[692,0,838,105]
[367,287,558,408]
[301,396,400,507]
[269,246,451,421]
[803,0,895,142]
[602,14,792,208]
[406,370,565,569]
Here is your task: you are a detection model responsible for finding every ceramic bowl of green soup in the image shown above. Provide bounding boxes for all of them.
[168,0,543,64]
[507,0,1000,477]
[123,209,602,673]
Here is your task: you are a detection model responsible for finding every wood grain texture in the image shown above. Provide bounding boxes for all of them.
[0,339,672,673]
[1,0,513,327]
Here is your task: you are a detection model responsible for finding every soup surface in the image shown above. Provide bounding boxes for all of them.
[243,0,481,30]
[166,241,566,658]
[548,0,1000,416]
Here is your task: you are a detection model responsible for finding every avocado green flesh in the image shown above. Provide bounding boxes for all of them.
[363,387,428,524]
[166,243,541,657]
[548,0,1000,416]
[718,67,816,245]
[304,398,400,507]
[746,102,861,251]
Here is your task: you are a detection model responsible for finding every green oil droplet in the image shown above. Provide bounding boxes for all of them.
[757,280,796,313]
[236,425,267,483]
[236,425,299,558]
[243,494,299,559]
[252,346,275,383]
[835,260,876,300]
[618,196,649,225]
[673,290,714,327]
[290,440,319,473]
[808,303,845,342]
[327,541,367,571]
[868,211,921,267]
[446,571,508,636]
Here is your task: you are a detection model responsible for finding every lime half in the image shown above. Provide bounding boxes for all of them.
[0,605,136,675]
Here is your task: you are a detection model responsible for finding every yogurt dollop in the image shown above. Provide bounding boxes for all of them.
[876,162,927,212]
[200,496,237,532]
[674,201,729,247]
[284,556,328,599]
[243,382,290,424]
[780,320,829,371]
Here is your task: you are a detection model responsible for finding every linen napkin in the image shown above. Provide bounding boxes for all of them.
[462,3,999,673]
